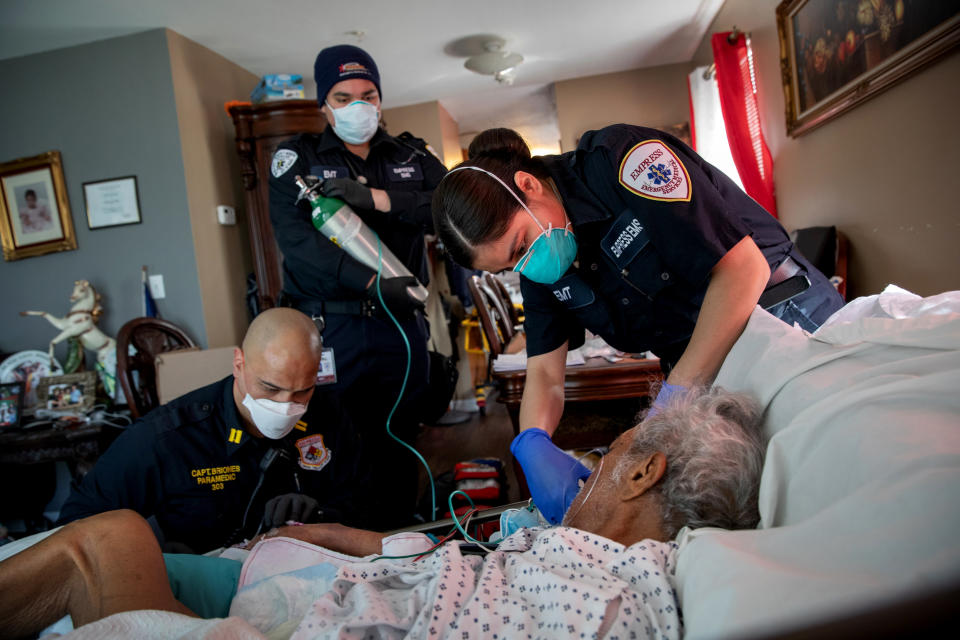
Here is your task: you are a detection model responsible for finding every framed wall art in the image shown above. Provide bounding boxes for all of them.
[777,0,960,136]
[0,151,77,260]
[83,175,142,229]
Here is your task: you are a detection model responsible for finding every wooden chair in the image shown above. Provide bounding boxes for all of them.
[467,274,514,357]
[483,273,522,332]
[116,317,198,418]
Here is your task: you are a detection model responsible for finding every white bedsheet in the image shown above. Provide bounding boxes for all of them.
[675,287,960,638]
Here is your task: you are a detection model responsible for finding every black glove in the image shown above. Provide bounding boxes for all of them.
[320,178,375,211]
[369,275,425,316]
[261,493,320,528]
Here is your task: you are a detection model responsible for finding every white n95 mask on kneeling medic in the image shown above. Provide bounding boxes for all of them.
[242,394,307,439]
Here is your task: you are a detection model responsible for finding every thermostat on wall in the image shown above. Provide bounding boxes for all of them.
[217,205,236,225]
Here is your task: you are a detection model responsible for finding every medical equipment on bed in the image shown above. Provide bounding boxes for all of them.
[295,175,428,303]
[495,502,540,540]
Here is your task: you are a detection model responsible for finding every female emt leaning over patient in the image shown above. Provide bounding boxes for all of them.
[431,126,843,523]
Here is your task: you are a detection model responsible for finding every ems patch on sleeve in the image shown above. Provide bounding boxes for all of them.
[618,140,691,202]
[271,149,298,178]
[296,434,331,471]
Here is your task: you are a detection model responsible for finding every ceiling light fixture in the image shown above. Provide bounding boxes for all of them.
[464,39,523,83]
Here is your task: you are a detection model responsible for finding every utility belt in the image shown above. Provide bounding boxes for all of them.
[284,295,424,331]
[291,296,385,318]
[758,255,811,309]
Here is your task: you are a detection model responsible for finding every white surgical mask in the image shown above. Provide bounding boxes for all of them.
[326,100,379,144]
[241,393,307,440]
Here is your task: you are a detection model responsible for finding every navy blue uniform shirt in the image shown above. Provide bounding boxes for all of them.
[268,126,447,304]
[523,124,808,366]
[58,376,369,553]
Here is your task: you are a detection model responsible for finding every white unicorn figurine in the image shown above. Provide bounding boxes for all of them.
[20,280,120,398]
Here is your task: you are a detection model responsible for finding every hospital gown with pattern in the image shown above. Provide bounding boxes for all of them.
[227,526,681,639]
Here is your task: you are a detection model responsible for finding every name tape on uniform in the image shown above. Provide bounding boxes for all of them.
[618,140,691,203]
[310,165,348,180]
[191,465,241,491]
[387,163,423,181]
[272,149,298,178]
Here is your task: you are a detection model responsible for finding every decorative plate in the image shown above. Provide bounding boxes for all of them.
[0,350,65,408]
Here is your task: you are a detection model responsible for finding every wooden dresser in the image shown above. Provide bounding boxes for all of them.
[228,100,325,309]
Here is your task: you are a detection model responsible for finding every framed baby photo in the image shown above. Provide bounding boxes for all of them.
[0,150,77,261]
[0,381,25,430]
[36,371,97,413]
[777,0,960,136]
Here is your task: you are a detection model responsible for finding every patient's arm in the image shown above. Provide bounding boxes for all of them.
[247,522,386,557]
[0,510,194,638]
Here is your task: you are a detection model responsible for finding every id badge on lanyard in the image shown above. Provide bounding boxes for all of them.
[315,348,337,385]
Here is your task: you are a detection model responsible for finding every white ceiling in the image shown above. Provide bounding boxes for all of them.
[0,0,724,150]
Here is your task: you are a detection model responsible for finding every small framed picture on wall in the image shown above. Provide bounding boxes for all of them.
[83,176,142,229]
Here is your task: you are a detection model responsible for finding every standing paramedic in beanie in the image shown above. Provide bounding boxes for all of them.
[268,45,448,529]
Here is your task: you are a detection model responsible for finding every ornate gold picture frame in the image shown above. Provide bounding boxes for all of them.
[0,150,77,261]
[777,0,960,137]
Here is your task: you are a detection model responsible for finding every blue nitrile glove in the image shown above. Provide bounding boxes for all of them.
[648,381,686,418]
[510,428,592,524]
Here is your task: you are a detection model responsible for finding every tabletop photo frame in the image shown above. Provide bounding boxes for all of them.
[83,175,142,229]
[0,381,25,430]
[777,0,960,137]
[35,371,97,414]
[0,150,77,261]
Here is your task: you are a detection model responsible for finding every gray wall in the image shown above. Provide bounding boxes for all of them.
[0,29,207,362]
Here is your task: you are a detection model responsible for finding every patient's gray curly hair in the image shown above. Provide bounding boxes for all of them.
[617,386,765,538]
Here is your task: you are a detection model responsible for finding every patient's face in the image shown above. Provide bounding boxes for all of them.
[562,426,637,531]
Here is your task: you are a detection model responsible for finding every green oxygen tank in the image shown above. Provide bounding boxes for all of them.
[295,176,428,304]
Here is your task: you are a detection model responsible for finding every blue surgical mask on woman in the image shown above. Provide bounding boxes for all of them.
[325,100,379,144]
[445,166,578,284]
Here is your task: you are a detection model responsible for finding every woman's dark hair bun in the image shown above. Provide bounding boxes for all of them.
[467,128,531,161]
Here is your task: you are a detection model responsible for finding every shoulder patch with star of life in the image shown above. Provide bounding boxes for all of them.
[271,149,298,178]
[618,140,691,202]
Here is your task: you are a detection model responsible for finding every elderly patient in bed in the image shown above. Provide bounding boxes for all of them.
[0,387,764,638]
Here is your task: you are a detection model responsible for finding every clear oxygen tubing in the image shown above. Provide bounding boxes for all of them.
[559,447,607,524]
[374,237,437,522]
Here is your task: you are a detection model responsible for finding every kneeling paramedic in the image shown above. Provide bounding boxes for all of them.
[58,308,371,554]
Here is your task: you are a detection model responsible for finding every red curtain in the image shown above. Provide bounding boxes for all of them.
[711,32,778,217]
